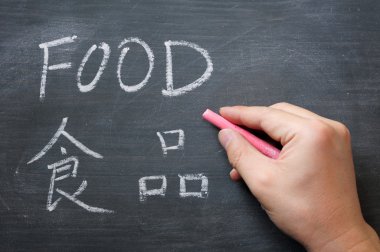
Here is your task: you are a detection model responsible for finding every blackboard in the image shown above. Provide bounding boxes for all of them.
[1,1,379,251]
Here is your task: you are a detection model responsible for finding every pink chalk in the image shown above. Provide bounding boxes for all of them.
[202,109,280,159]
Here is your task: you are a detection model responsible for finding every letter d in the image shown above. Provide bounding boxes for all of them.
[162,40,213,97]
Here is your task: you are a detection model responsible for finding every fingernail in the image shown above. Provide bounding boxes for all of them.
[220,106,235,117]
[219,106,230,112]
[220,106,231,112]
[218,129,234,148]
[229,169,235,176]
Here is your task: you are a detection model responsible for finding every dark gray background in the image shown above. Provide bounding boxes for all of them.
[0,0,379,251]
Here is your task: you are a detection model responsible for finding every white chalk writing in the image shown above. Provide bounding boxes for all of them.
[162,40,213,97]
[27,118,113,213]
[39,35,77,101]
[138,174,209,202]
[117,37,154,92]
[38,36,213,101]
[27,117,102,164]
[156,129,185,157]
[139,175,167,202]
[178,174,208,198]
[77,42,111,92]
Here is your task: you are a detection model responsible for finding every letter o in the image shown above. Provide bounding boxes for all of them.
[77,42,110,92]
[117,37,154,92]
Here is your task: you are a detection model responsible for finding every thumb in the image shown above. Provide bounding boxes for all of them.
[218,129,272,180]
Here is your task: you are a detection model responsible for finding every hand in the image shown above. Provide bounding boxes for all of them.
[218,103,379,251]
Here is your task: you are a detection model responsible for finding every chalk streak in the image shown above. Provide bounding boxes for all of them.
[56,188,114,213]
[27,118,68,164]
[48,63,72,70]
[27,118,103,165]
[61,131,103,159]
[0,193,10,210]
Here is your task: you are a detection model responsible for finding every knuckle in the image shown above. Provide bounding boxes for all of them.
[255,171,274,188]
[270,102,290,110]
[334,122,351,141]
[305,119,334,145]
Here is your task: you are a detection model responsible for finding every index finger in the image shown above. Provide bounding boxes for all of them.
[220,106,306,145]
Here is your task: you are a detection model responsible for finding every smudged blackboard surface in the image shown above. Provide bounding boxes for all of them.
[0,1,379,251]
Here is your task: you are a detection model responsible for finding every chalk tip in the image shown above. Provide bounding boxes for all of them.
[202,108,212,119]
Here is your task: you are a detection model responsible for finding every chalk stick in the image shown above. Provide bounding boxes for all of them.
[202,109,280,159]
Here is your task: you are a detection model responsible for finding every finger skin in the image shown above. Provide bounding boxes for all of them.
[270,102,344,129]
[218,129,274,196]
[270,102,321,119]
[220,106,305,146]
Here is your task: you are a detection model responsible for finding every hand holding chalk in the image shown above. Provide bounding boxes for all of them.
[206,104,380,251]
[202,109,280,159]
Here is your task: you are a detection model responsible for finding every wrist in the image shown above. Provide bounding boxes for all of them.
[308,222,380,252]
